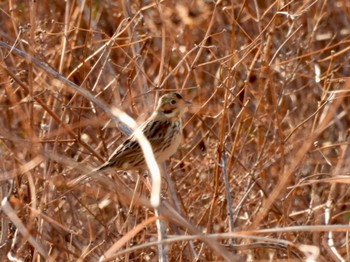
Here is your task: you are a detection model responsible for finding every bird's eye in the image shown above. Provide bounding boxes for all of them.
[170,99,176,105]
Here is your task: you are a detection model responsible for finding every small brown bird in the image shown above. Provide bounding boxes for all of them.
[96,92,190,171]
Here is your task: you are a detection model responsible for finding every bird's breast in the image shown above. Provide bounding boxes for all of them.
[156,119,183,162]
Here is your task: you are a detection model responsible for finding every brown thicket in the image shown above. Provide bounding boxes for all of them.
[1,1,350,261]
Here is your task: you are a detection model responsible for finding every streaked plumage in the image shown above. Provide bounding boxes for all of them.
[96,92,189,171]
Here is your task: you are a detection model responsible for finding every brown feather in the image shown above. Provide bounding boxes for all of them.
[96,92,188,171]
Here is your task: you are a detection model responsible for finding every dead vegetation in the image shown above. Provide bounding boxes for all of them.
[1,0,350,261]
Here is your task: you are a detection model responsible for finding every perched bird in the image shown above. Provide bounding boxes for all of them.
[96,92,190,171]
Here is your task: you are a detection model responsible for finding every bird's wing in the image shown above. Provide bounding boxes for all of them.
[140,118,172,151]
[97,118,171,170]
[97,136,142,170]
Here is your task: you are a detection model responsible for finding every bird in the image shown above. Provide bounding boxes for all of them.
[95,92,190,171]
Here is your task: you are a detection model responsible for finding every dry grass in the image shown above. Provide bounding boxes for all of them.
[1,0,350,261]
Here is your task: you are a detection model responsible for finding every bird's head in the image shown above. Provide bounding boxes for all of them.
[155,92,190,118]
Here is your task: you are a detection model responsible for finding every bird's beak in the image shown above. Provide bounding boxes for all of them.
[184,100,191,106]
